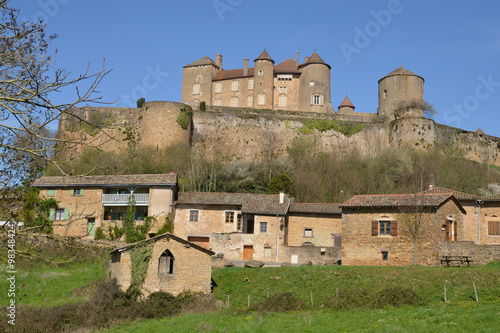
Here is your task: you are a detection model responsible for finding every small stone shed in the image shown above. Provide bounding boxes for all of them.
[110,233,215,297]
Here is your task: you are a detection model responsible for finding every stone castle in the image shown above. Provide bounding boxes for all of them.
[59,49,500,167]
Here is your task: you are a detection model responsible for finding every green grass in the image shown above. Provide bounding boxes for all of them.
[0,260,108,308]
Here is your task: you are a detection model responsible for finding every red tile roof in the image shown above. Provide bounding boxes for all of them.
[476,128,485,136]
[255,50,274,62]
[419,187,478,201]
[482,193,500,200]
[274,58,301,74]
[176,192,290,215]
[183,56,217,68]
[32,174,177,187]
[289,203,341,214]
[340,193,461,210]
[338,95,355,109]
[299,52,331,69]
[214,67,255,80]
[379,66,424,82]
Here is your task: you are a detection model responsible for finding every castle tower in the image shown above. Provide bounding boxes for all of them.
[298,52,331,113]
[338,95,355,114]
[378,66,424,119]
[181,55,221,106]
[252,50,275,109]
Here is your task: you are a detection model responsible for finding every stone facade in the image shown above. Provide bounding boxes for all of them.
[110,233,214,297]
[438,241,500,265]
[477,199,500,245]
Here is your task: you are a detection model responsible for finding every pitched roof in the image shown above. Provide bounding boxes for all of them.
[338,95,355,109]
[183,56,217,68]
[299,52,331,69]
[482,193,500,201]
[419,186,478,201]
[214,67,255,80]
[110,232,215,256]
[340,193,465,213]
[289,203,341,214]
[476,128,485,136]
[176,192,290,215]
[32,173,177,187]
[274,58,301,74]
[379,66,424,82]
[254,49,274,63]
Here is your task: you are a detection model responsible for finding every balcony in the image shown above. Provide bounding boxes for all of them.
[102,193,149,206]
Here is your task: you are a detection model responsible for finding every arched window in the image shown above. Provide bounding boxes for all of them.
[158,250,174,275]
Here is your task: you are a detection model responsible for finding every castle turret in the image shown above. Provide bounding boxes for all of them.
[338,95,355,114]
[181,55,221,106]
[298,52,331,113]
[253,50,275,109]
[378,66,424,119]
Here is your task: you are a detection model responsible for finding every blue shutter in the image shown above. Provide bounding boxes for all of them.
[70,189,74,196]
[47,189,55,197]
[49,208,55,221]
[64,209,69,220]
[80,189,84,196]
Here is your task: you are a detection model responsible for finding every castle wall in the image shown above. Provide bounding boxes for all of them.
[378,74,424,119]
[298,63,331,113]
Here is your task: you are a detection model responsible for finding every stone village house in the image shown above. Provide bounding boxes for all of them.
[110,233,214,296]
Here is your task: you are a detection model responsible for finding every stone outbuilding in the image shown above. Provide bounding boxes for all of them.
[110,233,214,297]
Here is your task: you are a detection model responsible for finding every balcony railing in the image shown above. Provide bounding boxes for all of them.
[102,193,149,206]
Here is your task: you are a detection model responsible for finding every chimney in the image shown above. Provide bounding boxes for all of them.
[429,184,434,190]
[296,51,299,65]
[304,56,309,63]
[243,58,249,76]
[279,191,285,205]
[215,54,222,69]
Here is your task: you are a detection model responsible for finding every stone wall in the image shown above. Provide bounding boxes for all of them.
[287,213,341,247]
[283,246,341,265]
[438,241,500,265]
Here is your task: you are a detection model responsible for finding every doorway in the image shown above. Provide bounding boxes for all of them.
[87,218,96,238]
[243,245,253,260]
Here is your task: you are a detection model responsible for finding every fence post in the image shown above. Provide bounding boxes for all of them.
[310,290,313,306]
[444,282,447,303]
[248,295,250,309]
[473,281,479,302]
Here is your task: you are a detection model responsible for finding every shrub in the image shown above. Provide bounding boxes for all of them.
[251,292,307,313]
[136,97,146,108]
[94,227,106,240]
[176,105,192,130]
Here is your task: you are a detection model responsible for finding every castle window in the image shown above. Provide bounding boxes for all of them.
[215,82,222,93]
[279,96,286,107]
[277,74,292,81]
[384,90,387,98]
[310,81,314,86]
[231,81,238,92]
[231,97,238,107]
[192,83,200,95]
[214,99,222,106]
[158,250,174,275]
[279,86,287,94]
[258,94,265,105]
[311,94,323,106]
[247,96,253,107]
[248,79,254,90]
[258,70,263,76]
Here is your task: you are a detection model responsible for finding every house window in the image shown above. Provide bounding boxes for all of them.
[192,83,200,95]
[248,79,254,90]
[488,221,500,235]
[231,81,238,92]
[247,96,253,107]
[382,251,388,261]
[231,97,238,107]
[55,209,66,221]
[47,189,55,197]
[237,214,242,231]
[260,222,268,233]
[71,188,83,196]
[279,96,286,107]
[372,220,397,236]
[158,250,174,275]
[279,86,287,94]
[380,221,391,235]
[215,82,222,93]
[258,94,265,105]
[225,212,234,223]
[304,228,313,238]
[214,99,222,106]
[189,210,199,222]
[311,94,323,105]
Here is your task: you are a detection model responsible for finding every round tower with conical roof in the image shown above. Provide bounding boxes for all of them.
[253,49,275,109]
[378,66,424,119]
[298,52,331,113]
[338,95,355,114]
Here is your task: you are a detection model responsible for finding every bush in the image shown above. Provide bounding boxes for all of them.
[251,292,307,313]
[137,97,146,108]
[176,105,192,130]
[94,227,106,240]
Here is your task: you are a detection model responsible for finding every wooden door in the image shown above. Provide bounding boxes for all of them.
[87,218,95,238]
[243,245,253,260]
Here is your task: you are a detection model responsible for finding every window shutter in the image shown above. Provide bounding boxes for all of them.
[49,208,55,221]
[488,221,494,235]
[372,220,378,236]
[47,189,55,197]
[454,222,458,241]
[64,209,69,220]
[496,222,500,235]
[391,221,398,236]
[80,189,84,196]
[70,189,74,196]
[311,95,314,104]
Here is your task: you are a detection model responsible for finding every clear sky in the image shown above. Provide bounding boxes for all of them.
[13,0,500,137]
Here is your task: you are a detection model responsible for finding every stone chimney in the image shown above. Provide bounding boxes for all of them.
[279,191,285,205]
[243,58,249,76]
[304,56,309,63]
[296,51,299,65]
[215,54,222,69]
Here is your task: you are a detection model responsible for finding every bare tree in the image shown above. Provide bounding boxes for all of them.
[394,99,437,120]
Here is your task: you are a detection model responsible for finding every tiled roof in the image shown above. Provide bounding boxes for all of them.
[274,58,301,74]
[340,193,457,209]
[338,95,355,109]
[289,203,341,214]
[214,67,255,80]
[32,173,177,187]
[255,50,274,62]
[110,232,215,256]
[176,192,290,215]
[476,128,485,136]
[419,187,478,201]
[379,66,424,82]
[482,193,500,200]
[299,52,331,69]
[183,56,217,68]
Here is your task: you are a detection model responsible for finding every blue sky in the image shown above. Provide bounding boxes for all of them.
[13,0,500,137]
